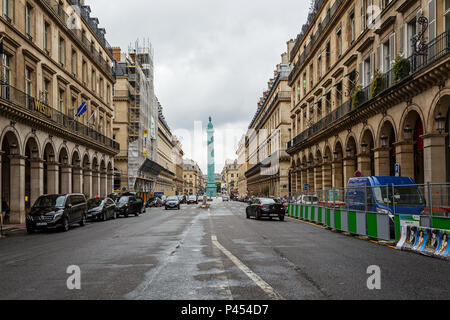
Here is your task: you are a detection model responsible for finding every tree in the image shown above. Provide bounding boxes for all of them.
[216,182,221,193]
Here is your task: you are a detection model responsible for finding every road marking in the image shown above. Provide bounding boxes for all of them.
[211,235,284,300]
[286,216,327,229]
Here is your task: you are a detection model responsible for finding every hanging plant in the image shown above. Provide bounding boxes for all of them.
[393,56,411,83]
[370,70,385,98]
[352,85,365,110]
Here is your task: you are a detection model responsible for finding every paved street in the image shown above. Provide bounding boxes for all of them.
[0,199,448,300]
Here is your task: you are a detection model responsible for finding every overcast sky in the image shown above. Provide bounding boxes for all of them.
[89,0,308,173]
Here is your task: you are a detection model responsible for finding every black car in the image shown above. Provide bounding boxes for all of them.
[87,197,117,221]
[246,198,285,221]
[116,196,141,217]
[26,194,88,233]
[165,196,181,210]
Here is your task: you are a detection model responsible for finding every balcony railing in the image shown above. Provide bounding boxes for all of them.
[287,30,450,150]
[0,81,120,152]
[42,0,114,78]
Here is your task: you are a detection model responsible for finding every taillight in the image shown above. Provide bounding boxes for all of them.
[259,205,266,209]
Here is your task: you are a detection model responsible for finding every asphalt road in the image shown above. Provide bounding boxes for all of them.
[0,199,448,300]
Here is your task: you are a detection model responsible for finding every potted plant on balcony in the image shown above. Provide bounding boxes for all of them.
[352,85,365,110]
[370,70,385,98]
[393,56,411,83]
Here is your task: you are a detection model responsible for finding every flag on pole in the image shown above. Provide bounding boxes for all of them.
[75,101,87,117]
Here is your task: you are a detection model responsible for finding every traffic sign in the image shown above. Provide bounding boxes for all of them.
[304,184,309,190]
[354,171,362,177]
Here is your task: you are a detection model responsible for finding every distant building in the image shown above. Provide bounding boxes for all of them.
[183,159,204,195]
[221,160,239,195]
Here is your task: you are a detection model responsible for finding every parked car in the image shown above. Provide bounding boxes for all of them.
[346,176,426,216]
[26,194,88,233]
[297,195,320,205]
[116,196,141,217]
[108,193,120,203]
[178,195,187,204]
[147,197,164,208]
[222,195,230,202]
[165,196,181,210]
[246,198,285,221]
[187,195,198,204]
[87,197,117,221]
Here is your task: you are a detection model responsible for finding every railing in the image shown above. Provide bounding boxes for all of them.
[289,0,343,82]
[42,0,114,78]
[0,81,119,152]
[288,30,450,150]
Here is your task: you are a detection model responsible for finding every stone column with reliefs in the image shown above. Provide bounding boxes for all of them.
[332,160,343,189]
[100,170,107,197]
[30,159,44,207]
[314,165,323,192]
[374,148,391,176]
[60,165,72,195]
[9,156,26,224]
[423,134,447,184]
[307,167,315,192]
[395,141,415,179]
[322,162,332,191]
[72,166,83,194]
[343,158,355,187]
[357,153,372,177]
[92,170,100,197]
[83,168,92,198]
[47,163,59,195]
[107,170,114,195]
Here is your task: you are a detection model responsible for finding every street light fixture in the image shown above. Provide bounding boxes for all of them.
[323,155,329,163]
[63,156,68,166]
[49,153,55,163]
[361,142,368,154]
[435,113,446,134]
[381,135,389,148]
[31,147,39,159]
[333,151,338,161]
[346,147,352,158]
[404,125,413,141]
[10,143,18,156]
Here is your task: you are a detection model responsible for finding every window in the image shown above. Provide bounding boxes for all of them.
[428,0,436,41]
[25,67,33,107]
[335,82,343,107]
[59,89,65,113]
[349,10,355,43]
[91,70,96,92]
[44,22,50,54]
[26,3,32,39]
[446,0,450,31]
[71,49,77,75]
[107,84,111,103]
[360,53,374,86]
[336,27,342,58]
[309,64,314,88]
[2,54,10,85]
[325,42,330,70]
[377,34,395,73]
[43,80,50,105]
[3,0,11,21]
[58,36,65,66]
[82,60,87,84]
[317,54,322,79]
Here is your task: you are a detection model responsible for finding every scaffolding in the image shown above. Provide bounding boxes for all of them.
[126,39,159,192]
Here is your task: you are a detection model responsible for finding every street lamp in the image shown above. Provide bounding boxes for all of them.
[31,147,39,159]
[323,155,329,164]
[361,142,368,154]
[403,125,413,141]
[333,151,338,161]
[63,156,68,166]
[49,153,55,163]
[381,135,389,148]
[10,143,18,156]
[435,113,446,134]
[346,147,352,159]
[307,160,312,167]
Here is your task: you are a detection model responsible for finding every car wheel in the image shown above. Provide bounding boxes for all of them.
[165,207,168,210]
[279,215,285,222]
[80,214,86,227]
[113,211,117,220]
[62,217,70,232]
[125,213,129,218]
[102,212,107,222]
[256,210,261,220]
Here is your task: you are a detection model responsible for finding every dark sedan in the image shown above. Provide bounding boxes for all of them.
[246,198,285,221]
[116,196,141,218]
[87,197,117,221]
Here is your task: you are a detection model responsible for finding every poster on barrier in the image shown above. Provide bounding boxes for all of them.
[423,229,440,256]
[434,230,449,259]
[402,226,418,251]
[412,228,427,253]
[396,226,409,250]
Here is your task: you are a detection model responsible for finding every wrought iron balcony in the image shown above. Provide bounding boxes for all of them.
[0,81,120,153]
[287,30,450,150]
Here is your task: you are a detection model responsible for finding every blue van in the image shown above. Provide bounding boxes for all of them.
[346,177,426,215]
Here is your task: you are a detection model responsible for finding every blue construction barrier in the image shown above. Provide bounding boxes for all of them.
[397,226,449,260]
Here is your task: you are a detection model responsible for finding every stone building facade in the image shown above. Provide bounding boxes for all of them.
[287,0,450,194]
[236,135,247,197]
[0,0,118,224]
[221,159,238,195]
[245,54,292,198]
[183,159,203,195]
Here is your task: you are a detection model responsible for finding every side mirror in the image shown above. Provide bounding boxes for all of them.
[66,204,73,209]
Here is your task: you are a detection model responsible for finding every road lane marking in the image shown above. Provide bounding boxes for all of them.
[286,216,327,229]
[211,235,284,300]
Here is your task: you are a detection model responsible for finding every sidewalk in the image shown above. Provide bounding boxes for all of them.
[0,223,26,236]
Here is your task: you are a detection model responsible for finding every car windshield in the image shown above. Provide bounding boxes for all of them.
[119,197,129,204]
[33,195,66,208]
[189,196,196,199]
[87,199,103,209]
[260,198,277,204]
[167,196,178,201]
[373,186,425,206]
[302,196,318,202]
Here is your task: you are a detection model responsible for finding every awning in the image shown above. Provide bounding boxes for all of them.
[139,158,165,177]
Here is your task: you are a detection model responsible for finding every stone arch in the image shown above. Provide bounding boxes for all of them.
[345,132,359,156]
[0,126,22,155]
[360,128,376,176]
[426,87,450,133]
[23,132,41,159]
[376,116,397,148]
[399,104,427,140]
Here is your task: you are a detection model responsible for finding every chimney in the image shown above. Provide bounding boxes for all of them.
[112,47,121,61]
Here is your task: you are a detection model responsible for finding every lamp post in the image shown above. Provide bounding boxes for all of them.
[361,142,368,155]
[323,155,329,164]
[31,147,39,160]
[435,113,446,134]
[346,147,352,159]
[404,125,413,141]
[381,135,389,148]
[333,151,338,161]
[10,143,18,156]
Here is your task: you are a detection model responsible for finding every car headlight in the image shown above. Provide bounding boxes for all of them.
[53,212,63,220]
[377,208,390,215]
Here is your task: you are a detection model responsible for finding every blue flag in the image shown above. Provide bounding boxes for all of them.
[75,102,87,117]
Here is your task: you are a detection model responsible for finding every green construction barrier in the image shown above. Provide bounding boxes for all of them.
[289,204,293,216]
[334,209,342,231]
[326,208,332,227]
[317,207,323,224]
[367,212,378,238]
[295,205,299,218]
[311,206,316,222]
[300,205,304,219]
[432,217,450,230]
[305,205,310,221]
[348,211,357,234]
